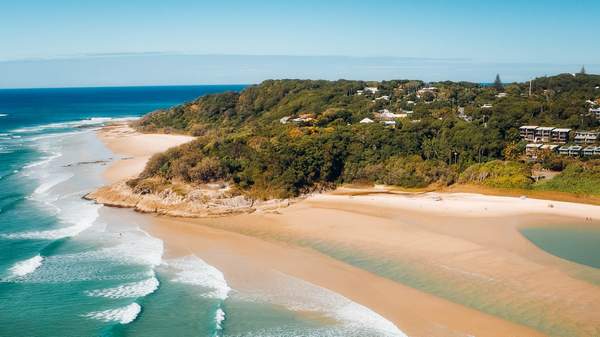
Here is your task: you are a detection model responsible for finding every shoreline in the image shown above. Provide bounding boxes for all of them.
[94,123,600,337]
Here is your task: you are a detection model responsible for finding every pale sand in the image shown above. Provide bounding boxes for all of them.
[98,123,194,183]
[96,123,600,337]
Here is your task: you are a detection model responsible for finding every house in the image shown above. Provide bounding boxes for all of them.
[496,93,508,98]
[525,143,543,158]
[280,116,291,124]
[551,128,571,143]
[291,114,315,123]
[519,126,539,142]
[407,101,415,105]
[559,145,582,156]
[364,87,379,94]
[481,104,493,109]
[383,120,396,127]
[583,146,600,156]
[540,144,559,152]
[416,87,437,98]
[520,126,570,143]
[376,110,406,120]
[359,118,374,124]
[356,90,364,96]
[590,107,600,119]
[458,111,472,122]
[534,126,554,143]
[574,131,599,144]
[374,95,390,101]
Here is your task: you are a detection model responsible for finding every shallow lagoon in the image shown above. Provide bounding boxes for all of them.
[520,226,600,269]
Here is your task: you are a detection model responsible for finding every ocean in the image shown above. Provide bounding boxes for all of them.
[0,86,405,337]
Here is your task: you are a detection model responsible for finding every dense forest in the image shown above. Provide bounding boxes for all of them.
[131,74,600,199]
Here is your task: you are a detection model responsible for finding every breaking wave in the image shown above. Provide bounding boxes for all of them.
[2,203,100,240]
[84,303,141,324]
[11,117,138,134]
[165,255,231,300]
[8,255,44,278]
[243,273,407,337]
[85,275,160,299]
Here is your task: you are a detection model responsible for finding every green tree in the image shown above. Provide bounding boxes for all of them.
[493,74,503,91]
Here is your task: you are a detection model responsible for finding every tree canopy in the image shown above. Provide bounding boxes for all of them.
[131,74,600,198]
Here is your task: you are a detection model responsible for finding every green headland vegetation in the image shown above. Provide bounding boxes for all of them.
[130,73,600,200]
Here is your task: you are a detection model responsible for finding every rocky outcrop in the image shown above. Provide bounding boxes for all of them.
[84,182,292,217]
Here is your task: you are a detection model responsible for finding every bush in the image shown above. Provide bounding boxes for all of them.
[460,160,532,189]
[535,160,600,195]
[380,155,455,188]
[188,157,226,183]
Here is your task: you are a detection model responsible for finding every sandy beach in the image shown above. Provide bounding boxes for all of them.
[97,123,600,337]
[98,123,194,183]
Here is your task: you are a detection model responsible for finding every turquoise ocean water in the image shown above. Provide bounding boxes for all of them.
[0,86,406,337]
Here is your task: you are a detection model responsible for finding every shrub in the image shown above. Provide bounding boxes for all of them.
[188,157,226,183]
[460,160,532,189]
[535,160,600,195]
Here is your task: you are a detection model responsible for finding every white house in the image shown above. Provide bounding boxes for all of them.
[364,87,379,94]
[279,116,291,124]
[376,110,406,119]
[359,118,374,124]
[374,95,390,101]
[496,93,508,98]
[481,104,493,109]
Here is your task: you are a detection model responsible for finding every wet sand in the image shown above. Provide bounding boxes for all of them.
[97,123,600,337]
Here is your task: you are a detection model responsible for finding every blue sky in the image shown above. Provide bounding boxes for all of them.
[1,0,599,87]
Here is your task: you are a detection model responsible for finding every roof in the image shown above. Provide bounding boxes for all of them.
[536,126,555,131]
[359,118,374,123]
[520,125,539,129]
[552,128,571,132]
[526,143,543,148]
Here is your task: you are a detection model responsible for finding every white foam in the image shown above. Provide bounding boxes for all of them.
[84,303,141,324]
[0,113,7,117]
[8,229,163,283]
[85,276,159,299]
[244,273,407,337]
[2,203,100,240]
[164,255,230,300]
[33,172,73,194]
[8,255,44,277]
[215,307,225,331]
[11,117,139,134]
[24,152,62,169]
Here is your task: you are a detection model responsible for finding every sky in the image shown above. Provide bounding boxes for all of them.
[1,0,599,88]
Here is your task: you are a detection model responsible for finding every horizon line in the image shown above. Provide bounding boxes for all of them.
[2,73,598,91]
